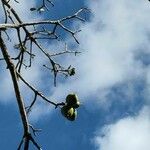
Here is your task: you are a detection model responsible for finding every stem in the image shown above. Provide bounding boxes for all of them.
[0,33,29,136]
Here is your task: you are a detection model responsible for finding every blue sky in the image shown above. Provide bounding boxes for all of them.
[0,0,150,150]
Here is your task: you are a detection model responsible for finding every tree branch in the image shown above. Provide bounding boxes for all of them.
[0,32,30,148]
[0,31,43,149]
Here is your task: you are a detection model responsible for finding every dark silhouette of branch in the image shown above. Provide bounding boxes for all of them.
[17,72,58,106]
[0,32,30,149]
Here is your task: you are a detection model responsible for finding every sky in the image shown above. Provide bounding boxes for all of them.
[0,0,150,150]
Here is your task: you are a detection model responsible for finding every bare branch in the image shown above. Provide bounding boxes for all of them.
[24,136,30,150]
[17,136,24,150]
[30,135,42,150]
[0,32,29,135]
[29,124,42,136]
[0,58,4,60]
[17,72,58,107]
[0,0,87,149]
[1,1,8,23]
[26,93,38,114]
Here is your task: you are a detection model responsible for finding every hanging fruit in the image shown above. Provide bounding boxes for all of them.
[61,93,80,121]
[61,105,77,121]
[67,109,77,121]
[65,93,80,108]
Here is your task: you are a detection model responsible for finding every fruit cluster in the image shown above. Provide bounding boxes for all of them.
[61,94,80,121]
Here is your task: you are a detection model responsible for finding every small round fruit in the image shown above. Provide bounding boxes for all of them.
[61,106,75,119]
[66,107,74,118]
[67,109,77,121]
[66,93,80,108]
[61,105,69,118]
[73,101,80,108]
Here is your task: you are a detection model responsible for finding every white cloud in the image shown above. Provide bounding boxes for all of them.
[9,0,37,21]
[0,69,14,103]
[1,0,150,118]
[49,0,150,105]
[94,107,150,150]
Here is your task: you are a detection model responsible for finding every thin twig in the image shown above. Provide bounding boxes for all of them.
[29,124,42,136]
[17,72,58,106]
[17,136,24,150]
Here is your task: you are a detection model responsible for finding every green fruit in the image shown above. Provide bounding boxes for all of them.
[69,68,75,76]
[61,105,77,121]
[61,106,74,117]
[74,101,80,108]
[67,109,77,121]
[66,93,80,108]
[66,107,74,118]
[61,105,69,117]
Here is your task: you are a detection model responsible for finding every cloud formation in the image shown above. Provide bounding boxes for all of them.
[50,0,150,106]
[94,107,150,150]
[1,0,150,120]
